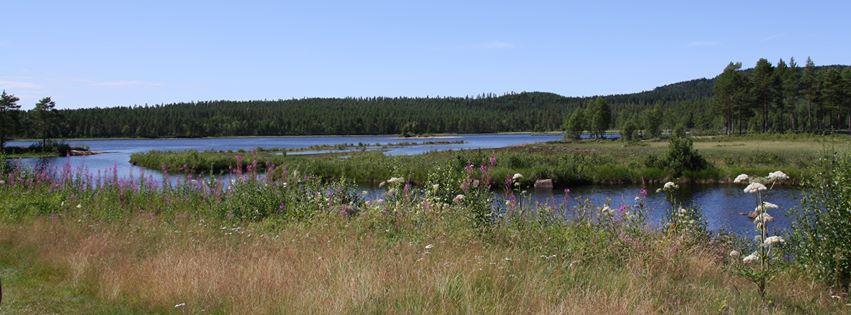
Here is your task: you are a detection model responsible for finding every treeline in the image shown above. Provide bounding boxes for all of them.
[714,57,849,134]
[0,57,848,142]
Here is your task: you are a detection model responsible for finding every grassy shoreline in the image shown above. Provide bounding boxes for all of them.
[129,136,850,187]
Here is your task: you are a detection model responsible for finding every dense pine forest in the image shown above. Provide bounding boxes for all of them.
[0,57,848,142]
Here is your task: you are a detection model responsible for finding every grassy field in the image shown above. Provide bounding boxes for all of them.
[129,134,851,187]
[2,151,850,313]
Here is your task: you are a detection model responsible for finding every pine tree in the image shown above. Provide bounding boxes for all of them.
[752,58,776,132]
[714,62,740,135]
[33,97,59,149]
[0,91,22,151]
[781,57,801,131]
[801,57,819,131]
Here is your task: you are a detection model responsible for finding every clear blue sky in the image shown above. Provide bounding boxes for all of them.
[1,0,849,109]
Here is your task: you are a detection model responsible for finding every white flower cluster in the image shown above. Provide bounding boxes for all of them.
[657,181,679,193]
[743,182,767,194]
[767,171,788,182]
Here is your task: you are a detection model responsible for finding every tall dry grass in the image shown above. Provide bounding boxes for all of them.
[1,213,844,314]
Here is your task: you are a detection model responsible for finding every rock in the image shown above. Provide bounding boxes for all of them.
[534,179,553,190]
[69,149,96,156]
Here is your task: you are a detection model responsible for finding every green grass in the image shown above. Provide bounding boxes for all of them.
[129,135,851,187]
[0,240,155,314]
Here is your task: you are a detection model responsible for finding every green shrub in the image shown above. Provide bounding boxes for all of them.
[791,152,851,292]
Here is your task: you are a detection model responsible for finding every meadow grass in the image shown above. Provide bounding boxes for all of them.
[0,157,849,313]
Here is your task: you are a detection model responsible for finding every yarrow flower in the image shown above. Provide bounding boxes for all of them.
[755,201,779,212]
[662,181,679,191]
[743,182,767,194]
[425,244,434,250]
[512,173,523,181]
[729,250,740,258]
[767,171,788,182]
[600,205,613,215]
[733,174,749,184]
[763,236,785,246]
[753,213,774,224]
[432,184,439,190]
[742,252,760,264]
[387,177,405,185]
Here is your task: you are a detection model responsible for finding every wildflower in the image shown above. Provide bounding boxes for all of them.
[600,205,613,215]
[175,302,186,308]
[76,204,82,209]
[753,213,774,224]
[512,173,523,181]
[663,181,678,191]
[432,184,439,190]
[743,182,767,194]
[729,250,740,258]
[425,244,434,250]
[755,201,779,212]
[767,171,789,182]
[733,174,749,184]
[763,236,785,246]
[742,252,760,264]
[453,194,465,203]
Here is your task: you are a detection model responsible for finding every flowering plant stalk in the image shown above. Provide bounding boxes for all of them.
[731,171,788,301]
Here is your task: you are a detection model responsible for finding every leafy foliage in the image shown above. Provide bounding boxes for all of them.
[791,152,851,292]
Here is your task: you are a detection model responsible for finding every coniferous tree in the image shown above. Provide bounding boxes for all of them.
[714,62,741,135]
[33,97,59,149]
[0,91,21,151]
[752,58,776,132]
[801,57,819,131]
[781,58,802,131]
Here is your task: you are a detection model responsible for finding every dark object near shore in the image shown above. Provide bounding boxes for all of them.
[534,179,554,190]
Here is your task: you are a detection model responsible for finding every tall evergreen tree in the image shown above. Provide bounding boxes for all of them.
[33,97,59,148]
[781,57,802,131]
[819,69,846,132]
[801,57,819,131]
[714,62,740,135]
[0,91,21,151]
[752,58,776,132]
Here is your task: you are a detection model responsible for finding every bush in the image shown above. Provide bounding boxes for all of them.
[644,135,710,177]
[791,152,851,292]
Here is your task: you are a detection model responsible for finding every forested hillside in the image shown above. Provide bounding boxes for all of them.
[1,58,848,139]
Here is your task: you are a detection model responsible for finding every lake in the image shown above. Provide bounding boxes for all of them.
[6,133,798,234]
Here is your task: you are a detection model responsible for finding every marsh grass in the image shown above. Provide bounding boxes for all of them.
[130,136,851,187]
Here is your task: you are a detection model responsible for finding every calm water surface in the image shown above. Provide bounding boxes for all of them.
[7,133,798,234]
